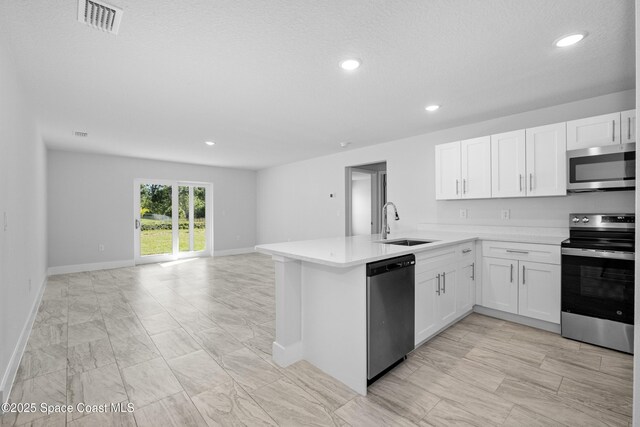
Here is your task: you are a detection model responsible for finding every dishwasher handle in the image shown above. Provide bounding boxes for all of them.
[367,254,416,277]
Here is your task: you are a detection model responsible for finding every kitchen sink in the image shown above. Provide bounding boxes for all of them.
[379,239,437,246]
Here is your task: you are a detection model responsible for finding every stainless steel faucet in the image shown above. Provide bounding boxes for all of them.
[381,202,399,239]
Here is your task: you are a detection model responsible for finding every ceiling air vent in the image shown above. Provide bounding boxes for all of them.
[73,131,88,137]
[77,0,123,35]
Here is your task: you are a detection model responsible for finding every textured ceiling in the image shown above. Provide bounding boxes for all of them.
[0,0,635,169]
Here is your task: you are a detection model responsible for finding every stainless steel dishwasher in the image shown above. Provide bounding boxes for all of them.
[366,254,415,383]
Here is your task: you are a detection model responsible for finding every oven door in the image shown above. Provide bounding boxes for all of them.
[566,143,635,192]
[561,248,634,324]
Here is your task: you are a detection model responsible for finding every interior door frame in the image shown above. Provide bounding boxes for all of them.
[345,162,387,236]
[133,179,213,265]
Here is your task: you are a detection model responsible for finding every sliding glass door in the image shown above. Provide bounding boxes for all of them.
[134,180,211,264]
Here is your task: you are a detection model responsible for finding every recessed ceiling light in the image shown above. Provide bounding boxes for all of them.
[554,33,587,47]
[204,141,215,146]
[339,59,361,71]
[425,105,440,112]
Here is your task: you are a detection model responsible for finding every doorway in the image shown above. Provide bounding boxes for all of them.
[134,180,212,264]
[345,162,387,236]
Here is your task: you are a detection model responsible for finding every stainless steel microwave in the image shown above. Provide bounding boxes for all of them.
[567,143,635,192]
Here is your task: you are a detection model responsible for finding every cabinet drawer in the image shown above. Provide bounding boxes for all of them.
[415,245,457,274]
[481,241,560,264]
[458,242,475,260]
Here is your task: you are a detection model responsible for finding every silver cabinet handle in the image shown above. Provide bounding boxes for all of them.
[629,117,632,140]
[442,272,446,293]
[436,274,441,295]
[613,119,616,142]
[462,248,472,254]
[510,264,513,283]
[522,265,526,285]
[529,173,533,191]
[463,179,466,194]
[456,180,459,195]
[506,249,529,254]
[471,262,475,280]
[519,174,522,192]
[135,219,140,229]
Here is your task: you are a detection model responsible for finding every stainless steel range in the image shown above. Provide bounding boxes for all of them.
[561,214,635,353]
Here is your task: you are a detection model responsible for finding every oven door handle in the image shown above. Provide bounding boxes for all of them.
[561,247,635,261]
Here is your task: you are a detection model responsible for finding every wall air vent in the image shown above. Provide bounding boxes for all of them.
[77,0,123,35]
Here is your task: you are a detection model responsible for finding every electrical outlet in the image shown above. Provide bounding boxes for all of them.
[3,211,7,231]
[28,278,32,293]
[236,235,240,241]
[98,244,105,252]
[459,209,468,219]
[501,209,510,220]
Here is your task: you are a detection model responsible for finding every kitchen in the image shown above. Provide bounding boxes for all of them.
[0,1,638,426]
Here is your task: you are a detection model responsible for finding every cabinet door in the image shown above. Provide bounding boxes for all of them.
[518,261,560,324]
[491,130,526,198]
[481,257,518,314]
[621,109,636,144]
[525,122,567,197]
[435,141,461,200]
[461,136,491,199]
[456,262,475,314]
[438,264,458,325]
[567,112,621,150]
[415,270,439,345]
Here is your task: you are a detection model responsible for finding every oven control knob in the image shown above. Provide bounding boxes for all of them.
[582,217,590,223]
[572,217,580,223]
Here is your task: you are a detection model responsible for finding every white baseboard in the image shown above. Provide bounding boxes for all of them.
[1,276,47,405]
[213,247,255,257]
[47,259,135,276]
[474,305,561,334]
[272,341,303,368]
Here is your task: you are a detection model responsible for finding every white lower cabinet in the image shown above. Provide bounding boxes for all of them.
[482,257,518,314]
[518,261,561,323]
[415,243,475,346]
[481,241,560,324]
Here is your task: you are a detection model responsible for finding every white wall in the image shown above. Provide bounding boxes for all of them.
[257,90,636,245]
[0,35,48,403]
[47,150,256,269]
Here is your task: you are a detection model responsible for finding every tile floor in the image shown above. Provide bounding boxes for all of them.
[1,253,634,426]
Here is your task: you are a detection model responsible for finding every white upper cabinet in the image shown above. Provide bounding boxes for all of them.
[461,136,492,199]
[435,141,461,200]
[525,122,567,197]
[621,109,636,144]
[567,112,620,150]
[491,130,526,198]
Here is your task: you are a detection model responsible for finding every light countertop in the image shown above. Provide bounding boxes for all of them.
[255,228,567,268]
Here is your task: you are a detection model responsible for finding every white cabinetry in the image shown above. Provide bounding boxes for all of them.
[481,241,560,324]
[621,109,636,144]
[456,242,476,314]
[482,257,518,314]
[491,123,566,198]
[525,123,567,196]
[461,136,492,199]
[567,112,621,150]
[490,130,526,198]
[435,141,461,200]
[415,243,475,346]
[435,138,491,200]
